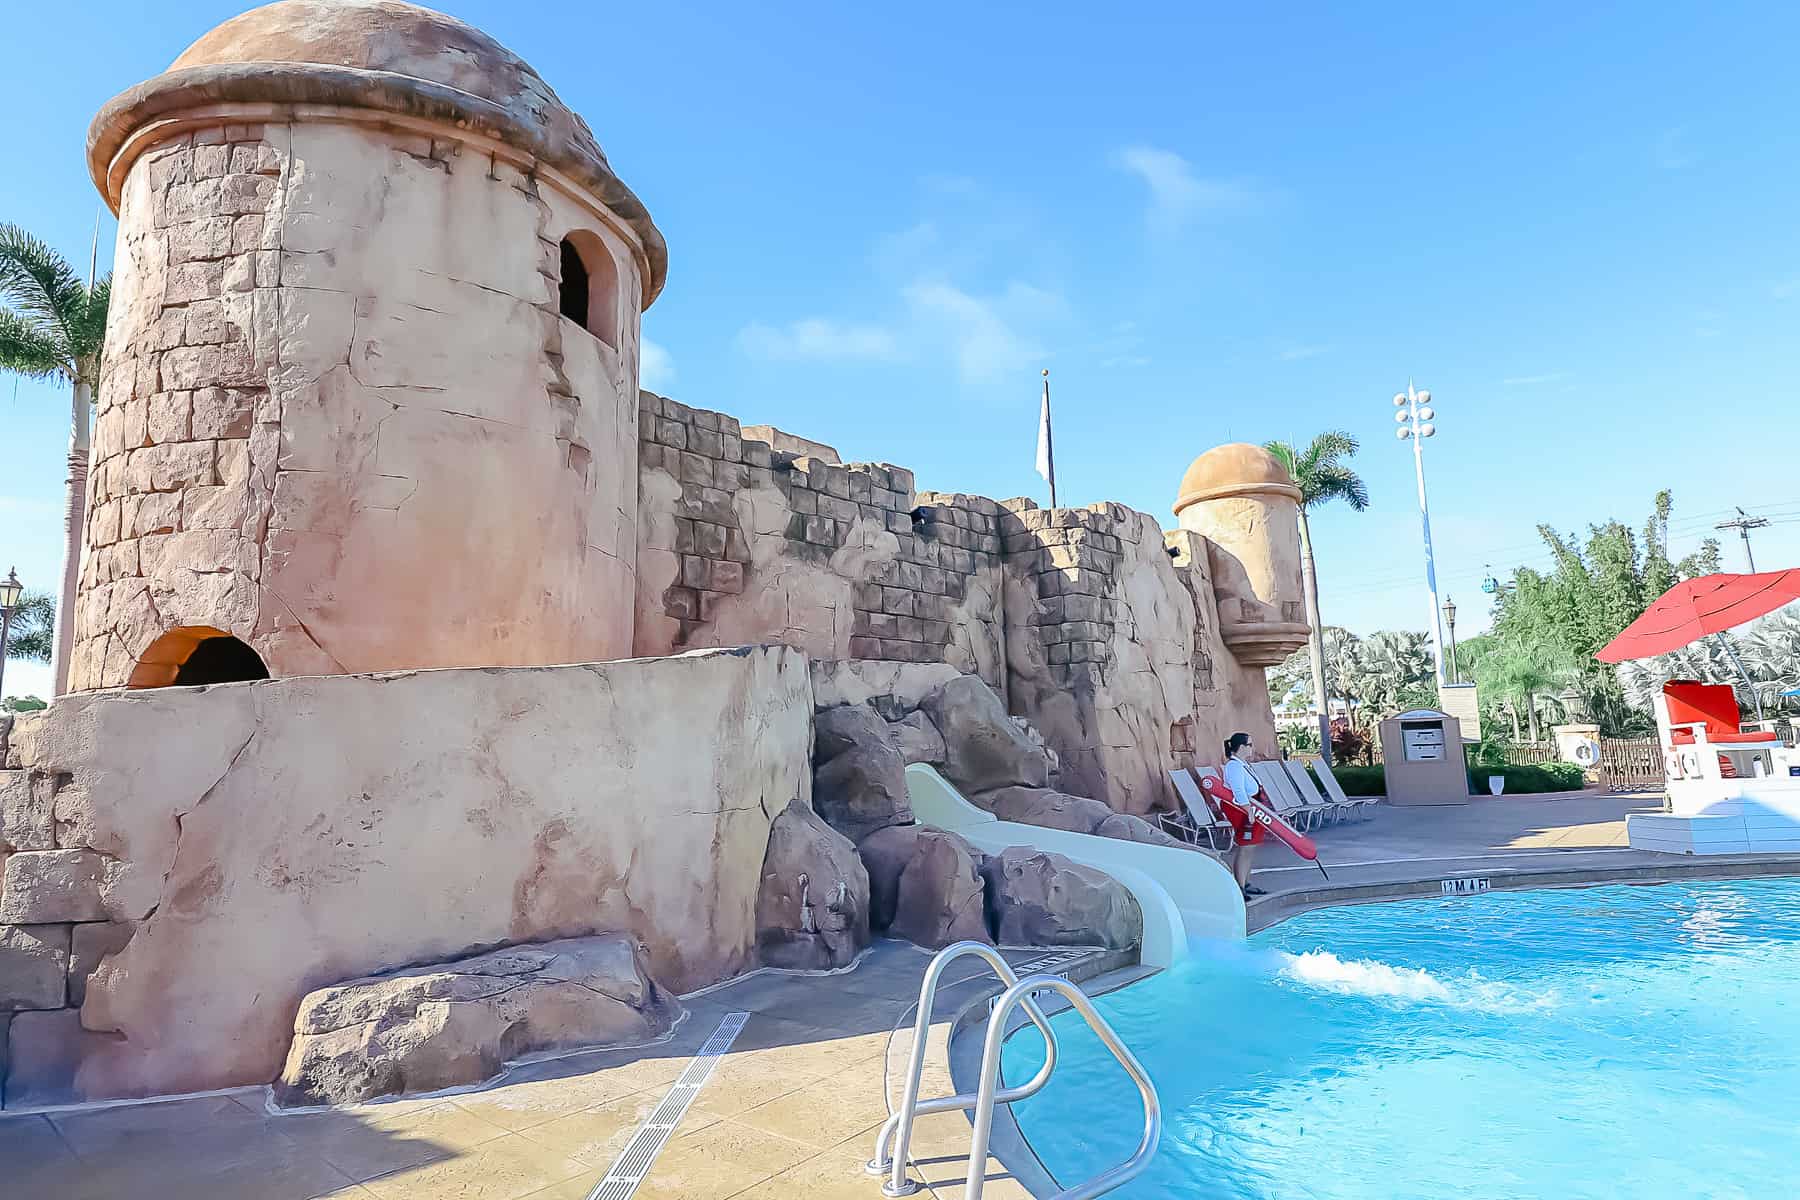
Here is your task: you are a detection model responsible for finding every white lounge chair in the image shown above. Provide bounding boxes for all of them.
[1250,760,1329,831]
[1283,759,1347,825]
[1161,768,1236,853]
[1308,759,1378,820]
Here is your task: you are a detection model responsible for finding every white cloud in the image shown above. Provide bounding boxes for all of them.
[902,280,1062,382]
[1114,145,1261,233]
[640,338,676,389]
[1501,372,1566,386]
[736,319,903,363]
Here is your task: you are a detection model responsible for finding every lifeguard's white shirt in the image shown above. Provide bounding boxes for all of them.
[1223,757,1259,803]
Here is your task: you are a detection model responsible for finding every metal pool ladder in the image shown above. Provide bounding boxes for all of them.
[868,941,1161,1200]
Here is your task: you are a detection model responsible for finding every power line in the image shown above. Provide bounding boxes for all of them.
[1716,506,1771,572]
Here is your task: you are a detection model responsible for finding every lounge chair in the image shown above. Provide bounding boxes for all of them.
[1308,759,1378,820]
[1161,768,1237,853]
[1283,759,1349,824]
[1249,760,1330,831]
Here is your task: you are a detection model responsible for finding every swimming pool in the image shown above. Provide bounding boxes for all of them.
[1002,878,1800,1199]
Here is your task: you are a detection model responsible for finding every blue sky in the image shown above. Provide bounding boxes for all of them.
[6,1,1800,699]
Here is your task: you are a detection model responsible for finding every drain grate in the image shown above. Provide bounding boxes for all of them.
[584,1010,750,1200]
[1009,947,1094,979]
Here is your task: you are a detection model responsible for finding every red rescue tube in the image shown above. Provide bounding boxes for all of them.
[1201,774,1318,861]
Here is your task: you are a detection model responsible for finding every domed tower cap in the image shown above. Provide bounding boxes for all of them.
[1173,443,1302,515]
[87,0,666,306]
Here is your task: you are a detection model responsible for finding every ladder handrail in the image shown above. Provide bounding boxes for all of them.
[966,973,1161,1200]
[871,941,1062,1197]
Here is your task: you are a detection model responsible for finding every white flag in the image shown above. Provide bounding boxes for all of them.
[1035,389,1052,482]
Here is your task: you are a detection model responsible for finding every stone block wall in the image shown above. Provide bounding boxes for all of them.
[635,395,1006,692]
[0,648,810,1108]
[634,391,1277,816]
[73,113,647,690]
[75,125,279,689]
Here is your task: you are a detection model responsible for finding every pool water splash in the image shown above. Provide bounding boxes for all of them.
[1005,878,1800,1200]
[1274,948,1560,1013]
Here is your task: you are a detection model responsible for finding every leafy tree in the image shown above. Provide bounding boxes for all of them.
[3,590,55,663]
[0,224,110,697]
[1617,603,1800,718]
[2,695,47,713]
[1486,490,1720,735]
[1265,432,1369,766]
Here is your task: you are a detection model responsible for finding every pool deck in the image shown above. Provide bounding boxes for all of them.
[11,788,1800,1200]
[0,940,1089,1200]
[1247,788,1800,930]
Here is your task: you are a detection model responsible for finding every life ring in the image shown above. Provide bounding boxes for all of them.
[1573,739,1601,767]
[1664,751,1684,780]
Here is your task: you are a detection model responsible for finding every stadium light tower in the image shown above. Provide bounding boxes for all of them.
[1394,382,1447,687]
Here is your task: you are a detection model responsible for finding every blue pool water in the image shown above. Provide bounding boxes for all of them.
[1003,879,1800,1200]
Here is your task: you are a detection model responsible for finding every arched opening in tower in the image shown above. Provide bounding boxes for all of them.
[127,626,271,689]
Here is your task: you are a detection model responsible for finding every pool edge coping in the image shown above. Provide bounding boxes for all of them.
[973,852,1800,1198]
[1246,852,1800,933]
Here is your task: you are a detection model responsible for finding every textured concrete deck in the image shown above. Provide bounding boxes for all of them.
[1246,789,1800,930]
[0,940,1087,1200]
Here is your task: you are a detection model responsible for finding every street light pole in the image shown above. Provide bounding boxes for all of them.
[1442,595,1459,684]
[0,568,23,703]
[1394,383,1448,688]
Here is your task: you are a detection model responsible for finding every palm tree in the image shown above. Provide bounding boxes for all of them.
[0,224,110,697]
[4,590,56,666]
[1266,432,1369,765]
[1474,641,1566,742]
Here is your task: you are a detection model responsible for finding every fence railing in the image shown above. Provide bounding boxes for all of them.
[1598,736,1664,793]
[1502,741,1558,766]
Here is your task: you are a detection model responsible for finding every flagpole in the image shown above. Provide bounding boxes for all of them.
[1042,369,1057,509]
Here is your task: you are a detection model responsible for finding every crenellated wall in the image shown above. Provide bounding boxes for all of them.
[631,394,1289,815]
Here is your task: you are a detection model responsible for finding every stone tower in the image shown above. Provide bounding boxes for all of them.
[72,0,665,689]
[1171,443,1310,668]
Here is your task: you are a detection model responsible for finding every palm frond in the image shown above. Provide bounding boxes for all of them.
[1296,430,1359,477]
[3,590,56,665]
[0,309,67,378]
[71,273,111,364]
[1310,464,1370,511]
[0,222,87,348]
[1263,440,1297,477]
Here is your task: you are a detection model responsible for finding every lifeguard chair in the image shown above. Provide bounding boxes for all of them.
[1656,680,1779,781]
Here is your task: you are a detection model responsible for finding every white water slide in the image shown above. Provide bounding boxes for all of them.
[904,764,1246,966]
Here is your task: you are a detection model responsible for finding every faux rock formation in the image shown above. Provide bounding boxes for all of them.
[858,824,990,949]
[814,703,894,762]
[981,847,1142,950]
[888,711,946,766]
[275,934,678,1107]
[973,785,1185,849]
[975,786,1114,834]
[920,675,1050,793]
[1095,813,1186,848]
[812,703,912,842]
[755,800,871,970]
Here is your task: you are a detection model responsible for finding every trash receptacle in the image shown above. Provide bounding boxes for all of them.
[1379,708,1468,805]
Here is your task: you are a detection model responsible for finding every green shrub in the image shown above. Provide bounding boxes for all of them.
[1329,760,1584,798]
[1329,765,1387,796]
[1468,762,1585,795]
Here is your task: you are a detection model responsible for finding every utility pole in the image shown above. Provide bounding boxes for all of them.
[1715,507,1769,573]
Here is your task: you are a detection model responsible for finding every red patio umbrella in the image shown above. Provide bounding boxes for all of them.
[1596,570,1800,662]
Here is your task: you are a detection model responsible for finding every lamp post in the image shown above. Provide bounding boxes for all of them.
[1394,382,1447,687]
[1442,594,1459,684]
[0,568,23,703]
